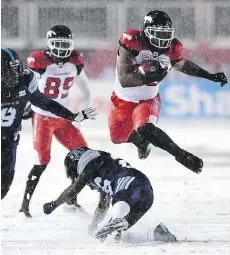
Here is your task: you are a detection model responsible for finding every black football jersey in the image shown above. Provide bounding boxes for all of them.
[1,70,37,137]
[1,69,74,139]
[68,148,148,195]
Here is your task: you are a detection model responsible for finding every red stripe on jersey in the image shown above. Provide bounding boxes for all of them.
[69,50,84,66]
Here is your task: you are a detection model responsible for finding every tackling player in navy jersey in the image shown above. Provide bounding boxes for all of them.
[1,48,97,200]
[43,147,177,243]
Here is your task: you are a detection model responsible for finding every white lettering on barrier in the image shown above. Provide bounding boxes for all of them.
[165,84,230,117]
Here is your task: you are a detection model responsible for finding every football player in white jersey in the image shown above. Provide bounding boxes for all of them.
[19,25,92,217]
[108,11,227,171]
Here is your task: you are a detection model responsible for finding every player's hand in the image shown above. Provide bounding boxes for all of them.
[211,72,228,87]
[73,107,97,122]
[43,201,57,214]
[139,60,168,85]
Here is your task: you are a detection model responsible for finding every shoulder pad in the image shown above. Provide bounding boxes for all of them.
[69,50,84,66]
[23,69,37,93]
[27,51,52,69]
[23,69,34,84]
[69,50,84,74]
[119,29,147,52]
[165,38,183,61]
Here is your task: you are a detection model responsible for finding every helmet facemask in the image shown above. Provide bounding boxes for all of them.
[47,38,74,59]
[1,59,23,90]
[144,26,174,49]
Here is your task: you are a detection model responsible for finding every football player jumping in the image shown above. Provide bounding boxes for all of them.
[108,10,228,171]
[19,25,92,217]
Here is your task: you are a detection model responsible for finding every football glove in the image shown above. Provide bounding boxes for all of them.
[43,201,57,214]
[210,72,228,87]
[72,107,97,122]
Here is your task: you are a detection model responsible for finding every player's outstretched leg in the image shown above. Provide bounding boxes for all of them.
[1,168,15,200]
[1,138,18,200]
[19,165,47,217]
[123,222,177,243]
[127,130,151,159]
[94,177,154,241]
[138,123,203,173]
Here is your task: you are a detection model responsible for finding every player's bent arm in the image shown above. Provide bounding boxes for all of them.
[117,47,143,87]
[118,47,167,87]
[43,170,93,214]
[173,58,228,86]
[75,70,92,107]
[54,171,90,207]
[89,193,111,235]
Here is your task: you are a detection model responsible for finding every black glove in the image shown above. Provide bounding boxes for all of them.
[22,103,34,120]
[175,149,203,174]
[210,72,228,87]
[43,201,57,214]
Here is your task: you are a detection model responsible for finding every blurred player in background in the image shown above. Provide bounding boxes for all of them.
[109,10,228,171]
[43,147,177,243]
[19,25,92,217]
[1,48,96,200]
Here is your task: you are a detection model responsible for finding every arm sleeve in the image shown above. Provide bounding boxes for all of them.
[178,59,214,80]
[29,85,75,121]
[54,170,90,207]
[74,69,92,108]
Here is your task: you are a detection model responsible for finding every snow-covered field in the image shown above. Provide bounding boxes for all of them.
[1,121,230,255]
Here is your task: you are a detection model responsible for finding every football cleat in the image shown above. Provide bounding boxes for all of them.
[19,208,32,218]
[138,141,151,160]
[153,223,177,242]
[94,218,129,241]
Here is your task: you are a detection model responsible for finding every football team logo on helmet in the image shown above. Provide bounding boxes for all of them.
[47,30,57,39]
